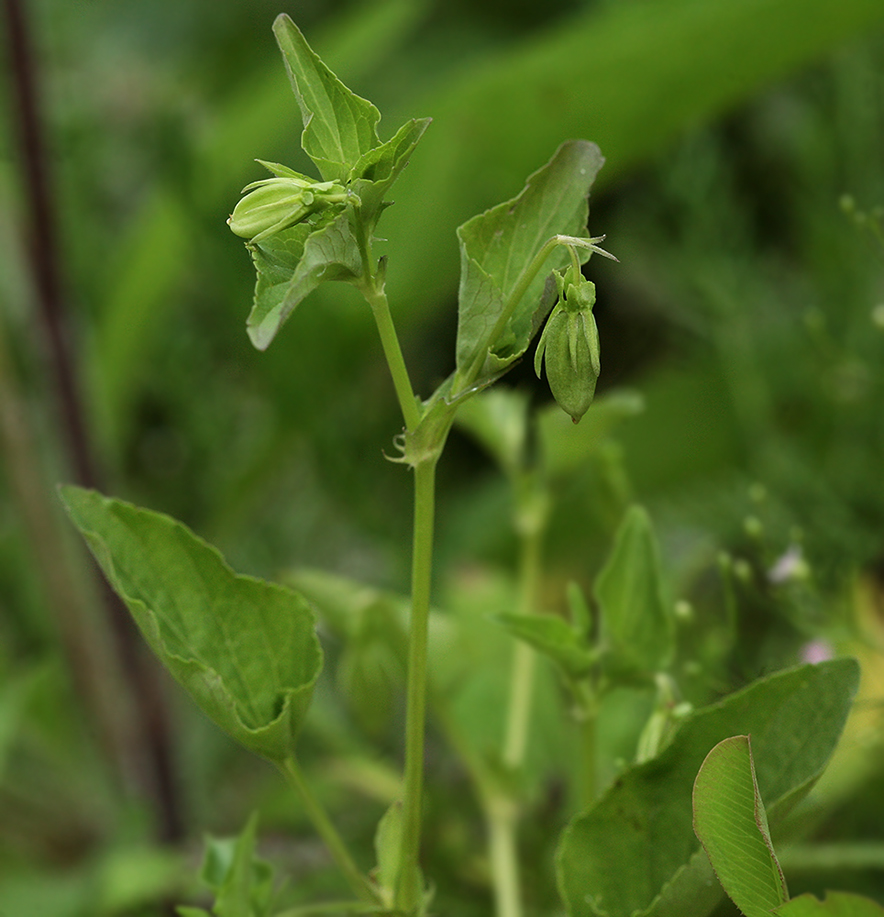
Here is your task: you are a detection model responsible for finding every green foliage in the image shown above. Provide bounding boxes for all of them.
[176,813,276,917]
[556,659,860,917]
[777,894,884,917]
[5,3,884,915]
[453,140,605,390]
[595,505,673,679]
[693,736,788,917]
[60,486,322,764]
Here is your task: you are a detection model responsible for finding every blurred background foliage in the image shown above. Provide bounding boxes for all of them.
[2,0,884,913]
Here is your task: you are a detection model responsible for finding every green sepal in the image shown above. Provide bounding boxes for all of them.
[272,14,380,182]
[59,486,323,764]
[693,736,788,917]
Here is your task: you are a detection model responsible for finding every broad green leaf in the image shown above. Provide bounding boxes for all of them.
[454,140,605,387]
[199,813,275,917]
[777,894,884,917]
[59,486,322,764]
[594,505,673,679]
[247,209,363,350]
[556,658,860,917]
[349,116,432,220]
[493,611,597,681]
[272,14,380,182]
[693,736,787,917]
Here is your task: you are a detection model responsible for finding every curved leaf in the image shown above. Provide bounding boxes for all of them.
[60,486,322,764]
[693,736,787,917]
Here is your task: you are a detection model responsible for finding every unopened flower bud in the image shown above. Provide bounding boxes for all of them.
[534,274,600,423]
[228,168,347,243]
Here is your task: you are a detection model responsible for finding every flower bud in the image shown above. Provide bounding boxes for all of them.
[227,174,347,243]
[534,276,600,423]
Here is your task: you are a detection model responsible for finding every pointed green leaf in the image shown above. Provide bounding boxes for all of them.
[493,611,597,680]
[693,736,787,917]
[455,141,605,385]
[59,486,322,764]
[777,894,884,917]
[373,801,405,908]
[200,813,275,917]
[556,658,860,917]
[594,505,673,679]
[349,116,432,219]
[272,14,380,181]
[246,209,363,350]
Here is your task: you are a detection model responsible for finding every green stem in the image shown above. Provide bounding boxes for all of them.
[487,794,522,917]
[502,522,543,768]
[491,500,545,917]
[579,709,597,809]
[360,279,422,432]
[395,456,437,912]
[279,756,378,904]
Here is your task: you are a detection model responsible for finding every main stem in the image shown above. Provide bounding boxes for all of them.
[396,457,437,912]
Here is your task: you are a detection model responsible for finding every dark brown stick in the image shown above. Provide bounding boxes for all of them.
[4,0,183,844]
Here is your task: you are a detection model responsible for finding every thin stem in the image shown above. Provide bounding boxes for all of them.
[361,280,422,431]
[489,504,544,917]
[279,756,378,904]
[395,457,437,912]
[579,710,597,810]
[487,795,522,917]
[502,522,543,768]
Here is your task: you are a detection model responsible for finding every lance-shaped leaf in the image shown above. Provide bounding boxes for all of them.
[247,209,363,350]
[197,812,275,917]
[556,658,859,917]
[594,505,673,680]
[493,612,597,681]
[455,140,605,388]
[777,894,884,917]
[60,486,322,765]
[693,736,788,917]
[273,14,380,182]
